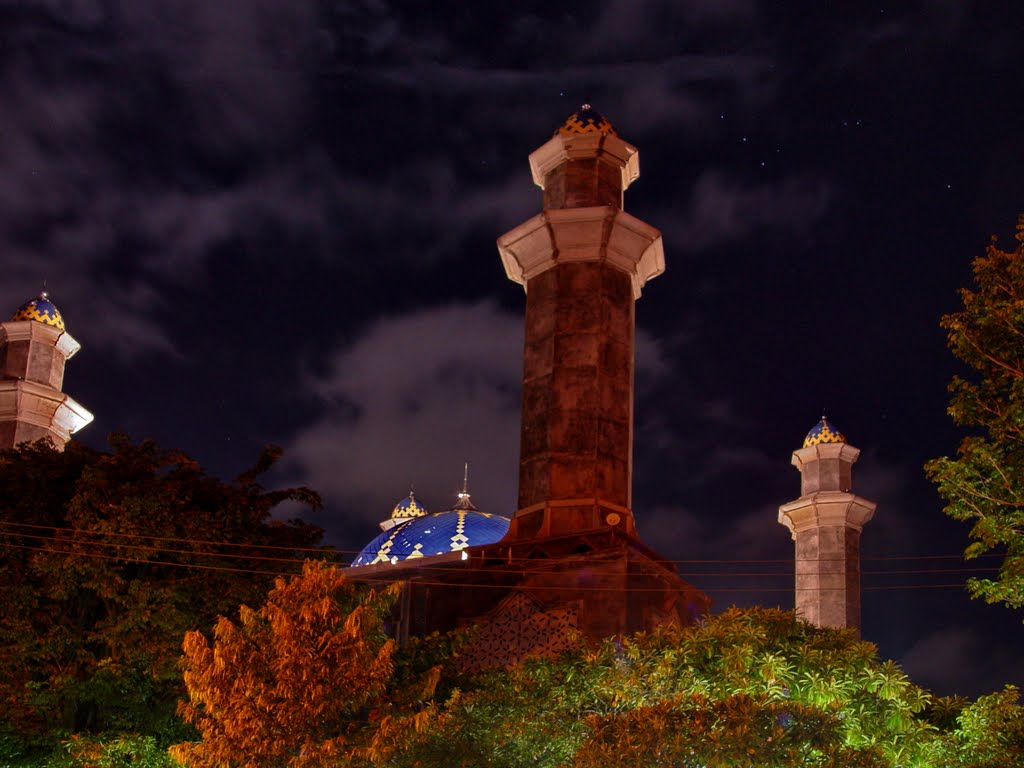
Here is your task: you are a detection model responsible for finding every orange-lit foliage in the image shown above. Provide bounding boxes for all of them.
[172,561,427,768]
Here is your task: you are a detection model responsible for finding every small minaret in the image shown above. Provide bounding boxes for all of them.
[497,105,664,541]
[778,418,876,633]
[0,291,93,449]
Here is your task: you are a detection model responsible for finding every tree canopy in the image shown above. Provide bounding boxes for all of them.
[0,435,323,758]
[926,214,1024,614]
[390,608,1024,768]
[172,560,441,768]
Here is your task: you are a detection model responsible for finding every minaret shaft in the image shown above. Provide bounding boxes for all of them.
[518,259,635,521]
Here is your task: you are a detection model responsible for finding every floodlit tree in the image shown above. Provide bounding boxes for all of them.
[926,214,1024,613]
[0,436,323,754]
[172,561,438,768]
[391,608,1024,768]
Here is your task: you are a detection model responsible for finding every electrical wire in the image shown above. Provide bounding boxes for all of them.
[0,535,999,595]
[0,527,1001,585]
[0,519,1003,567]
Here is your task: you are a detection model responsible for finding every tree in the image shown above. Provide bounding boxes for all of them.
[926,214,1024,613]
[0,436,323,755]
[391,608,1024,768]
[171,561,438,768]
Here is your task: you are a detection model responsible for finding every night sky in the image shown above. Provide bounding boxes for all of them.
[3,1,1023,697]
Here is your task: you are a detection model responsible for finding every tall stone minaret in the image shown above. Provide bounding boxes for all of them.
[497,105,664,541]
[0,291,93,449]
[778,418,876,633]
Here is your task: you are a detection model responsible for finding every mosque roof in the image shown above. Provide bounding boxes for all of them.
[351,484,510,567]
[803,417,847,448]
[557,104,617,136]
[11,291,65,331]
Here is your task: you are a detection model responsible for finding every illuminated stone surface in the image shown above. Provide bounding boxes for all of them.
[0,295,93,449]
[498,112,666,542]
[779,427,876,634]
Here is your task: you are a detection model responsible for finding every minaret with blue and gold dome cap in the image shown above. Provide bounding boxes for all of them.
[348,108,706,668]
[778,416,876,634]
[0,290,93,449]
[497,104,664,540]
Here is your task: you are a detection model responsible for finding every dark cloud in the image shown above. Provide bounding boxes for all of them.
[665,170,832,253]
[285,302,523,539]
[901,624,1024,697]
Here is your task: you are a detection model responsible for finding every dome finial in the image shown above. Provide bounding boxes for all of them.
[454,462,477,511]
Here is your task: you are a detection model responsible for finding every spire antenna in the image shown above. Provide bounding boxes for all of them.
[454,462,477,511]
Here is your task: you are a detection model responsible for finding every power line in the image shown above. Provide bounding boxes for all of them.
[0,528,344,566]
[0,538,996,595]
[0,541,291,577]
[0,529,1000,581]
[0,519,1001,566]
[0,519,332,554]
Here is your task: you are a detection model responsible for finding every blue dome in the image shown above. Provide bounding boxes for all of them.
[803,417,846,448]
[351,509,510,567]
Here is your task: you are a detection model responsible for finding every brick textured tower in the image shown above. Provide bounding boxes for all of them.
[497,104,664,541]
[348,108,707,666]
[778,418,876,633]
[0,292,93,449]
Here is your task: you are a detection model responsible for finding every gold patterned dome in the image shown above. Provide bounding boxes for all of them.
[391,492,429,523]
[557,104,617,136]
[803,417,847,448]
[11,291,65,331]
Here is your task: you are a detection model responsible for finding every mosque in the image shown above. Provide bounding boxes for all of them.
[0,106,876,663]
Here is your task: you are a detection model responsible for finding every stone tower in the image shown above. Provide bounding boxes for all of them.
[349,107,707,662]
[0,292,93,449]
[778,418,876,633]
[497,104,664,541]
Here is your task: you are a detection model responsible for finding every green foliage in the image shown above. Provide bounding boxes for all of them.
[0,436,323,747]
[926,215,1024,613]
[930,686,1024,768]
[33,734,180,768]
[570,696,887,768]
[390,608,1024,768]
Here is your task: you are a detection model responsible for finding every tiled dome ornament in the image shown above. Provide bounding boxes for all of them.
[391,492,429,523]
[803,416,847,448]
[11,291,65,332]
[557,104,617,136]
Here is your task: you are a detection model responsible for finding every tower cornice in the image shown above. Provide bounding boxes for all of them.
[497,206,664,299]
[528,133,640,192]
[777,492,877,537]
[0,321,81,359]
[0,379,94,441]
